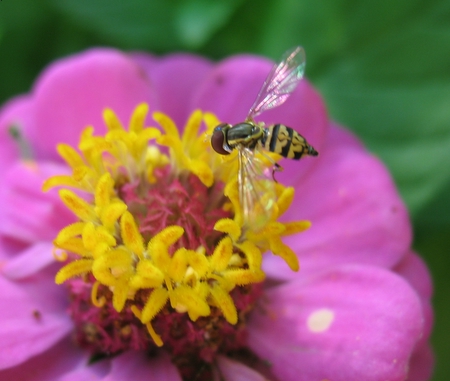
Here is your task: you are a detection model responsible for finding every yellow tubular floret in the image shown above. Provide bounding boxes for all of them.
[59,189,97,222]
[129,103,148,133]
[141,288,170,324]
[209,237,233,271]
[130,259,165,289]
[170,284,210,318]
[57,143,86,168]
[120,211,145,259]
[167,248,189,282]
[103,108,124,131]
[55,259,94,284]
[54,222,85,245]
[210,284,238,324]
[112,280,130,312]
[94,173,114,208]
[55,237,92,257]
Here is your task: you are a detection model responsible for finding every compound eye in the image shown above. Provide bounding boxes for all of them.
[211,124,231,155]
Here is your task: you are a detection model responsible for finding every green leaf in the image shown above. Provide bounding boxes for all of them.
[414,226,450,381]
[50,0,243,51]
[174,0,244,49]
[50,0,179,50]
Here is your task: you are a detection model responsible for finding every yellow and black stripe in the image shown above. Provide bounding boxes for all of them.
[262,124,317,160]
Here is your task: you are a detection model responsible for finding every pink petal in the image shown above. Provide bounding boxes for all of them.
[264,124,411,279]
[0,161,74,243]
[0,337,90,381]
[0,95,34,177]
[28,48,156,161]
[103,350,182,381]
[247,264,424,381]
[394,251,433,302]
[0,268,71,369]
[376,252,434,380]
[2,242,55,279]
[405,343,434,381]
[193,55,274,123]
[192,56,328,163]
[216,356,267,381]
[59,362,109,381]
[131,52,212,128]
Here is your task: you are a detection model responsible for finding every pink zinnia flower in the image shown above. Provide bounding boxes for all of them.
[0,48,433,381]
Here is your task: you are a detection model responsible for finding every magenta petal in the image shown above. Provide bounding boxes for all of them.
[405,343,434,381]
[216,356,267,381]
[193,55,274,124]
[28,48,155,161]
[394,251,433,302]
[0,161,74,243]
[132,53,212,128]
[103,351,182,381]
[394,252,433,331]
[2,242,55,279]
[247,265,424,381]
[394,251,434,366]
[0,337,90,381]
[265,124,412,279]
[59,362,109,381]
[0,95,34,177]
[0,272,71,369]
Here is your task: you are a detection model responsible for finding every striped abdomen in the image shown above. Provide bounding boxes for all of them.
[261,124,318,159]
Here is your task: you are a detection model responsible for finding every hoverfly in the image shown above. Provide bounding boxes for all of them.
[211,46,318,231]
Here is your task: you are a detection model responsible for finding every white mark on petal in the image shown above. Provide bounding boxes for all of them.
[307,308,335,333]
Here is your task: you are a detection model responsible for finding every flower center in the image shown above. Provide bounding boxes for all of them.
[43,103,310,379]
[119,167,229,253]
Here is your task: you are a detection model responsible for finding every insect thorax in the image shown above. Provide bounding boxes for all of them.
[227,122,265,149]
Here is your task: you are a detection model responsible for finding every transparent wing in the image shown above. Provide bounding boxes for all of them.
[237,146,277,232]
[247,46,306,120]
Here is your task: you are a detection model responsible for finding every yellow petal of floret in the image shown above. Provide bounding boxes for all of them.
[170,284,210,318]
[186,249,210,278]
[112,280,129,312]
[103,108,124,131]
[141,288,169,323]
[55,237,91,257]
[55,259,94,284]
[276,186,295,216]
[210,284,238,324]
[120,211,145,259]
[269,237,299,272]
[54,222,85,245]
[129,102,149,134]
[214,218,241,242]
[209,236,233,272]
[92,249,134,286]
[42,175,84,191]
[131,259,165,289]
[167,248,188,283]
[282,220,311,236]
[94,173,114,208]
[57,143,85,169]
[59,189,96,222]
[100,202,128,232]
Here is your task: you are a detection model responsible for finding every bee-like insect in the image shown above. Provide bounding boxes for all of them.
[211,46,318,230]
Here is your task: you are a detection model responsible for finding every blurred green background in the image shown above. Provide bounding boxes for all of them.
[0,0,449,379]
